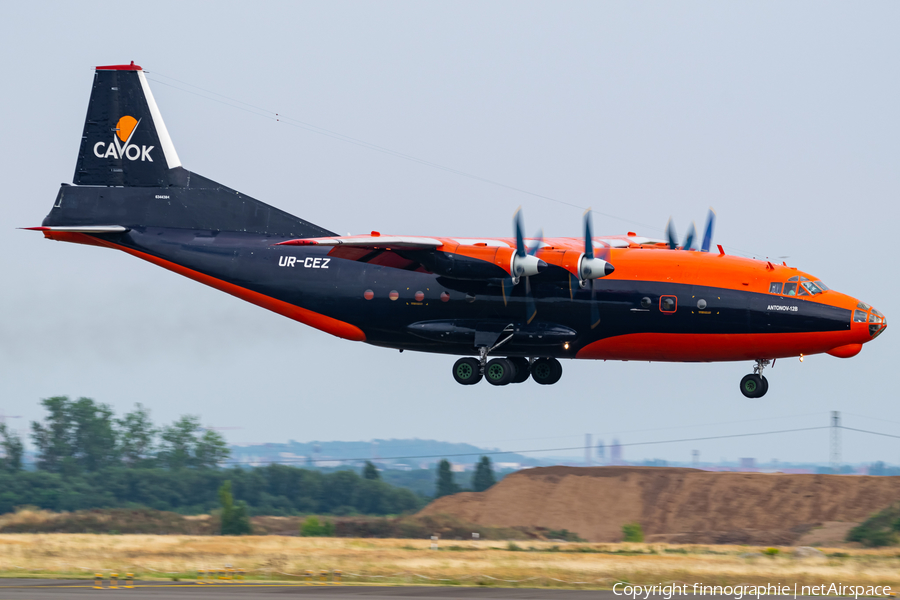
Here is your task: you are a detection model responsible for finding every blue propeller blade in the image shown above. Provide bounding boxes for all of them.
[700,208,716,253]
[514,208,526,257]
[525,277,537,324]
[583,209,594,259]
[666,218,678,250]
[683,222,696,251]
[527,229,543,256]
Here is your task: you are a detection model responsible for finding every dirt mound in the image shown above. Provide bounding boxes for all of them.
[419,466,900,544]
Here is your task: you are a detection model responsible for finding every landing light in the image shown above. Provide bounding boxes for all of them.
[564,342,570,350]
[799,354,804,362]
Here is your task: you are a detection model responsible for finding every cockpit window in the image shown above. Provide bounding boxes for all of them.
[769,282,782,294]
[787,276,799,282]
[854,310,868,323]
[797,286,810,296]
[816,281,830,291]
[783,282,798,296]
[800,276,810,282]
[801,281,823,295]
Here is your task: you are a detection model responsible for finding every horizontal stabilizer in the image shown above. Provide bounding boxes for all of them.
[23,225,129,233]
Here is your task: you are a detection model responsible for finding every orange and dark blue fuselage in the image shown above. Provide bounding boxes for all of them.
[29,63,886,395]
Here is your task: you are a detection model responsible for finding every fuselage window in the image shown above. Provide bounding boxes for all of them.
[660,296,677,313]
[854,309,868,323]
[783,282,798,296]
[801,281,823,295]
[769,282,782,294]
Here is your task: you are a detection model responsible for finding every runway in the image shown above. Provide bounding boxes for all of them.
[0,580,872,599]
[0,581,596,599]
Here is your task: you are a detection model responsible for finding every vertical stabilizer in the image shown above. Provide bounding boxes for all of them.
[74,62,181,186]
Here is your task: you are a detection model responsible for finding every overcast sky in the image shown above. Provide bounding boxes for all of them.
[1,1,897,466]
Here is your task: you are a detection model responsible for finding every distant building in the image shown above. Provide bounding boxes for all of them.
[596,441,606,464]
[739,458,757,472]
[611,439,623,465]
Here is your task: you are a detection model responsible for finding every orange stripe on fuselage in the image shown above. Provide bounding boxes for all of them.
[42,231,366,342]
[576,331,867,362]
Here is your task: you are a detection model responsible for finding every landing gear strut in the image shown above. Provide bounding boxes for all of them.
[739,359,771,398]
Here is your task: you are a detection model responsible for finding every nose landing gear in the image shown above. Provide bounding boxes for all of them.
[740,359,771,398]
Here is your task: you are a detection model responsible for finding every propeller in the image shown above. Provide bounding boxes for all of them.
[666,208,716,252]
[573,209,615,329]
[501,209,547,323]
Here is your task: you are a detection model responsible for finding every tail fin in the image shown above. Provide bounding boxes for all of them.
[44,62,334,239]
[74,62,181,186]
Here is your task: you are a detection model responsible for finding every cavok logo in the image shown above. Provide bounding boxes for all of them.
[92,116,154,162]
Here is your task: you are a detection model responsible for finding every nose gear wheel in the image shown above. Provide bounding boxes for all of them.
[740,359,771,398]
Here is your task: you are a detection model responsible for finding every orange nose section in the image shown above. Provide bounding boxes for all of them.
[827,344,863,358]
[869,308,887,339]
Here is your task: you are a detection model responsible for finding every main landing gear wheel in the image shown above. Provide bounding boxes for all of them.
[508,357,531,384]
[453,357,483,385]
[531,357,563,385]
[485,358,516,386]
[739,374,768,398]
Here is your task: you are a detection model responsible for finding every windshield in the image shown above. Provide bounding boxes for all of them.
[801,281,824,295]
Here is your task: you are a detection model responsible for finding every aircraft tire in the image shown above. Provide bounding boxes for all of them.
[485,358,515,386]
[531,357,562,385]
[508,358,531,383]
[453,357,483,385]
[739,374,764,398]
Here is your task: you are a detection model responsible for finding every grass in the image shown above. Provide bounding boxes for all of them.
[1,535,899,589]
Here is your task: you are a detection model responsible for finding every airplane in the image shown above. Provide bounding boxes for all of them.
[27,63,887,398]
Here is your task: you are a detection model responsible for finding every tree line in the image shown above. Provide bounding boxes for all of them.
[0,396,228,474]
[0,397,502,517]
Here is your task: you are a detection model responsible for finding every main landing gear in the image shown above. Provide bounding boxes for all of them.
[740,359,771,398]
[452,355,563,386]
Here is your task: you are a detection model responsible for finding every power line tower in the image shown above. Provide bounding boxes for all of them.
[830,411,841,472]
